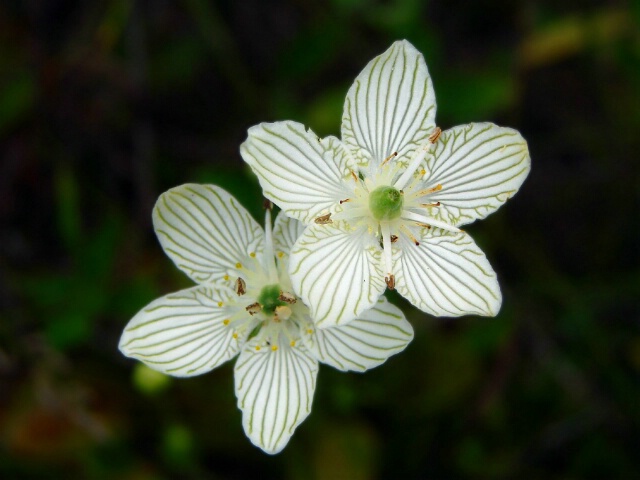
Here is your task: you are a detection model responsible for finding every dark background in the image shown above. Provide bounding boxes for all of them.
[1,0,639,478]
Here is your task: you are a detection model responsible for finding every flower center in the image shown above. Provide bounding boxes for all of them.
[369,186,404,221]
[257,284,287,315]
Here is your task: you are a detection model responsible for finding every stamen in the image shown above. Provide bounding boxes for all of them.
[381,222,393,281]
[263,199,273,210]
[400,225,420,246]
[235,277,246,296]
[235,262,242,269]
[271,345,278,351]
[381,151,398,166]
[223,275,229,281]
[217,301,224,307]
[339,198,351,204]
[394,145,430,190]
[416,184,442,197]
[385,274,395,290]
[290,341,296,347]
[223,319,230,326]
[246,302,262,315]
[403,211,461,233]
[390,234,399,243]
[278,291,296,304]
[350,170,358,182]
[420,202,441,208]
[428,126,442,144]
[314,213,332,224]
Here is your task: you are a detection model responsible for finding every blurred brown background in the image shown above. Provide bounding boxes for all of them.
[1,0,639,478]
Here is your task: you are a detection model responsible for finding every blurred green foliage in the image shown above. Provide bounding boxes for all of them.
[1,0,639,478]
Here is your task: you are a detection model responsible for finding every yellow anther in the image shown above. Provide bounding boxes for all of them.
[420,169,426,176]
[277,252,284,258]
[306,329,313,334]
[255,345,261,351]
[217,301,224,307]
[223,319,230,326]
[271,345,278,351]
[232,333,238,339]
[290,341,296,347]
[236,262,242,269]
[223,275,230,281]
[250,252,256,258]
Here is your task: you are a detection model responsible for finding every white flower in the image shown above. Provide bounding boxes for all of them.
[240,40,531,327]
[119,184,413,454]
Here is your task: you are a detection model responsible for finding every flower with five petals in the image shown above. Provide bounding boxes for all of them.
[240,40,531,327]
[119,184,413,454]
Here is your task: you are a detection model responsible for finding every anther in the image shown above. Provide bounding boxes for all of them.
[271,345,278,351]
[246,302,262,315]
[314,213,332,224]
[235,262,242,269]
[278,291,296,304]
[428,126,442,144]
[385,274,396,290]
[274,305,292,321]
[217,301,224,307]
[350,170,358,182]
[381,151,398,166]
[421,202,441,207]
[339,198,351,204]
[390,235,399,243]
[263,199,273,210]
[235,277,246,296]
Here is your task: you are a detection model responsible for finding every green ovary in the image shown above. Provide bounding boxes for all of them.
[369,186,404,221]
[257,284,286,315]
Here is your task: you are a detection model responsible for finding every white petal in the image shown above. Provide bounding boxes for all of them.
[422,123,531,226]
[289,223,386,328]
[273,210,305,260]
[341,40,437,168]
[119,285,250,377]
[240,121,356,225]
[394,228,502,317]
[302,296,413,372]
[234,338,318,454]
[153,184,264,284]
[395,229,501,317]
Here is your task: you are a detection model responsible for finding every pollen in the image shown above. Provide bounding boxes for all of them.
[223,319,230,326]
[250,252,256,258]
[271,345,278,351]
[236,262,242,269]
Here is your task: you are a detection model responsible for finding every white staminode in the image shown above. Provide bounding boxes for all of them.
[119,184,413,454]
[240,39,531,328]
